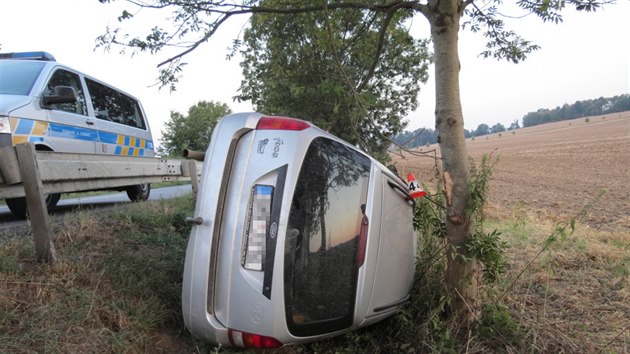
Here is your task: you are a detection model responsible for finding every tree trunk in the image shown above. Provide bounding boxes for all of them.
[428,0,480,326]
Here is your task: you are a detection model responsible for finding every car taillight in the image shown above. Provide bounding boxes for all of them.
[256,116,310,131]
[242,185,274,271]
[228,328,283,348]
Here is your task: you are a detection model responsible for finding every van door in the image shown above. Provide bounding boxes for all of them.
[367,174,415,314]
[42,68,97,153]
[84,77,154,157]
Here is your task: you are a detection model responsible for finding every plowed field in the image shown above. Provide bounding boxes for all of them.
[394,111,630,231]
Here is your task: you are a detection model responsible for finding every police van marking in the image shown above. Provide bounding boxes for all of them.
[9,117,154,156]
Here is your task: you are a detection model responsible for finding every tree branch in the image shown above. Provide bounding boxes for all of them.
[356,3,402,92]
[125,1,426,68]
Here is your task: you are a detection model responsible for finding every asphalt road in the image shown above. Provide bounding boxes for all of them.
[0,184,193,227]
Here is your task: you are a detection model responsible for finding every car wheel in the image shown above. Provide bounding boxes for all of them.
[126,184,151,202]
[5,193,62,219]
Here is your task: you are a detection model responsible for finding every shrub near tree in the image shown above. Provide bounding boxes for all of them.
[158,101,231,157]
[236,0,431,161]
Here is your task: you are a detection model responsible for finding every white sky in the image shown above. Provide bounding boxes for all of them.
[1,0,628,146]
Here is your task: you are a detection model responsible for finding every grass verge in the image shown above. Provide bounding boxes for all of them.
[1,198,627,353]
[0,195,205,353]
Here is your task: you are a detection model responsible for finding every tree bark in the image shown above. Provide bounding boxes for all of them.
[427,0,480,326]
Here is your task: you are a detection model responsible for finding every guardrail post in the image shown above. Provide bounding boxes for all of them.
[15,143,56,262]
[188,160,199,199]
[0,146,22,185]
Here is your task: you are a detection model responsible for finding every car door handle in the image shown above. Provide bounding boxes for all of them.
[387,180,416,207]
[85,120,94,125]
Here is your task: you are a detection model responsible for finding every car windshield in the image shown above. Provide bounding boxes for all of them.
[0,61,46,95]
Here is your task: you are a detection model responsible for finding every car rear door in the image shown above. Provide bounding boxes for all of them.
[367,173,416,314]
[282,137,371,337]
[211,119,308,336]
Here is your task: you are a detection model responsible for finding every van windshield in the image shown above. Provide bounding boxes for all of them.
[284,137,370,337]
[0,61,46,95]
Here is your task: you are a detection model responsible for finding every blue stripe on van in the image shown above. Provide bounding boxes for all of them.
[11,118,154,155]
[48,123,98,141]
[98,131,119,145]
[15,119,34,134]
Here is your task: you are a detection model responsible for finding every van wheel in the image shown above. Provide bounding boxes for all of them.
[126,184,151,202]
[5,193,62,219]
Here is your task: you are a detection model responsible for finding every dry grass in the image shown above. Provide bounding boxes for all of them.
[485,211,630,353]
[392,111,630,353]
[0,196,205,353]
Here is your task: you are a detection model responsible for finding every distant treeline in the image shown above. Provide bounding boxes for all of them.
[522,94,630,127]
[392,127,438,148]
[393,94,630,148]
[392,121,516,148]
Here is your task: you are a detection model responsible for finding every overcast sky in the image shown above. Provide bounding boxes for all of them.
[1,0,628,146]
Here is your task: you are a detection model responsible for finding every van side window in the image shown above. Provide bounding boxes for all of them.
[85,78,146,130]
[45,69,87,115]
[284,137,371,337]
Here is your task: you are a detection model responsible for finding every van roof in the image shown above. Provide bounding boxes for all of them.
[0,51,56,61]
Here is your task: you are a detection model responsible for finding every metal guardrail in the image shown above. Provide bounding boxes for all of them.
[0,143,201,262]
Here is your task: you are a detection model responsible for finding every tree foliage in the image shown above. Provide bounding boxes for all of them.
[474,123,490,136]
[237,0,430,160]
[158,100,231,157]
[97,1,611,89]
[490,122,506,134]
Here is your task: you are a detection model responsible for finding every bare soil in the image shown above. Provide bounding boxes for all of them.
[393,111,630,231]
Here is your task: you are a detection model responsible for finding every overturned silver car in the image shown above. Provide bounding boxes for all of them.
[182,112,417,348]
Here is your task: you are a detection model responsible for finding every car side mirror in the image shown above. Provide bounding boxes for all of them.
[42,86,77,106]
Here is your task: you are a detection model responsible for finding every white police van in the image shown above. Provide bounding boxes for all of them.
[0,51,155,218]
[183,113,417,348]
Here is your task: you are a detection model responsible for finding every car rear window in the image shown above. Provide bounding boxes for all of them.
[0,61,45,95]
[284,137,370,337]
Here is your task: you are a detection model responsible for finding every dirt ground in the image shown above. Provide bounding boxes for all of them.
[392,112,629,352]
[393,111,630,231]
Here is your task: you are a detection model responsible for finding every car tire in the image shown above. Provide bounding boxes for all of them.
[5,193,62,219]
[126,184,151,202]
